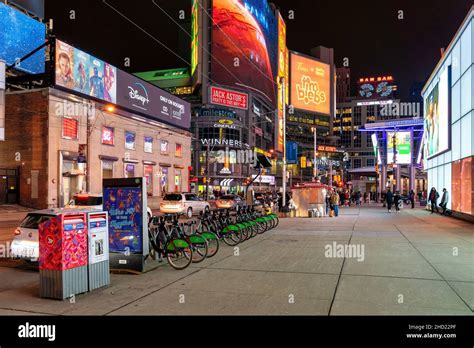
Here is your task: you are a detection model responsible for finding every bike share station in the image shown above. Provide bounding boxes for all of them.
[37,177,158,300]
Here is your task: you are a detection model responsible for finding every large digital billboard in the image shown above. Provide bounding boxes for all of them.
[0,3,45,74]
[290,52,331,116]
[424,66,450,159]
[211,0,278,106]
[56,40,117,103]
[55,40,191,130]
[387,131,412,164]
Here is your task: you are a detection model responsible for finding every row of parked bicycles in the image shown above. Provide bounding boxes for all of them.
[147,206,280,270]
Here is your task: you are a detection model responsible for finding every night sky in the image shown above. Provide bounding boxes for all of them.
[45,0,473,99]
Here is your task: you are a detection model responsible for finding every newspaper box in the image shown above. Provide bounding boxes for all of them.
[87,212,110,291]
[39,213,88,300]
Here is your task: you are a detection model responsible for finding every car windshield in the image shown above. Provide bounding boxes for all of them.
[20,214,53,229]
[164,194,183,201]
[73,195,102,206]
[220,195,236,200]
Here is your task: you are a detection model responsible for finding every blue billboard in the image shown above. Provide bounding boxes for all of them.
[0,3,45,74]
[286,141,298,164]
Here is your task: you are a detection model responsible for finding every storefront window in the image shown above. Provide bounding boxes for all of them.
[160,167,168,196]
[124,164,135,178]
[125,131,135,150]
[102,126,115,146]
[451,156,473,215]
[102,160,114,179]
[144,136,153,153]
[62,117,79,140]
[161,140,169,154]
[144,165,153,196]
[175,169,182,192]
[175,143,182,157]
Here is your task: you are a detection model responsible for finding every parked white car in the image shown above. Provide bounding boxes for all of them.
[160,193,210,218]
[10,209,58,261]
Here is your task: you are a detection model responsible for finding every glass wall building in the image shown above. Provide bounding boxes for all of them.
[422,7,473,216]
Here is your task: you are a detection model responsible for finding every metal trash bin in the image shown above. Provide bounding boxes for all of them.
[39,213,88,300]
[87,212,110,291]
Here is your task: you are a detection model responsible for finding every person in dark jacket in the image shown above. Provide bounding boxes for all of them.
[394,191,401,212]
[409,190,415,209]
[385,189,394,213]
[429,187,440,214]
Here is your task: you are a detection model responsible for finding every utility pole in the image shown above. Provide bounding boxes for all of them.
[312,127,317,181]
[205,142,210,200]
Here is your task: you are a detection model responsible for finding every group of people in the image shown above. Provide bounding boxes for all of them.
[382,187,450,215]
[383,189,405,213]
[428,187,450,215]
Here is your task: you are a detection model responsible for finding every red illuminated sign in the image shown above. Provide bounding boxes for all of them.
[317,145,338,153]
[358,76,394,83]
[210,86,248,110]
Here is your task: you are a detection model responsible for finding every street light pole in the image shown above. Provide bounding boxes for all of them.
[312,127,317,181]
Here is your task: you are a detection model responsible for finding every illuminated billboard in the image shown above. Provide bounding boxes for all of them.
[211,0,278,105]
[290,52,330,115]
[357,76,396,100]
[191,0,199,77]
[387,132,411,164]
[424,66,450,159]
[0,3,45,74]
[56,40,117,103]
[55,39,191,130]
[276,12,287,152]
[371,133,382,165]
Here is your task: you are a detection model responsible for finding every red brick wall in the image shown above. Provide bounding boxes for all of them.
[0,90,49,209]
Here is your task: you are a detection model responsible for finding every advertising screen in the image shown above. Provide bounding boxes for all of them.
[55,40,190,130]
[387,131,411,164]
[290,53,331,115]
[371,133,382,164]
[424,66,450,159]
[0,3,45,74]
[56,40,117,103]
[211,0,278,105]
[104,187,144,254]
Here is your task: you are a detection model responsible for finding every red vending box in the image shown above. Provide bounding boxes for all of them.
[39,212,88,300]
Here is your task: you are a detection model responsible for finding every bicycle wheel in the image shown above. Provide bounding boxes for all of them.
[165,239,193,270]
[188,234,208,263]
[199,232,219,258]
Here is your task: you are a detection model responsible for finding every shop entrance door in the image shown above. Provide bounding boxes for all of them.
[0,168,19,205]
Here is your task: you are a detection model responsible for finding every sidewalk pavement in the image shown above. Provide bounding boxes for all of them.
[0,205,473,315]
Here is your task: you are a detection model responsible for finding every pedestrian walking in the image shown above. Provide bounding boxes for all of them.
[409,190,415,209]
[325,192,332,216]
[394,191,401,212]
[331,190,340,217]
[440,188,449,215]
[429,187,440,214]
[385,189,394,213]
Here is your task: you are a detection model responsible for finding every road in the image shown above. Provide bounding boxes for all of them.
[0,205,473,315]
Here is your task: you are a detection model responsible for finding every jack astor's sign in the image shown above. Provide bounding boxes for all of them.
[210,86,248,110]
